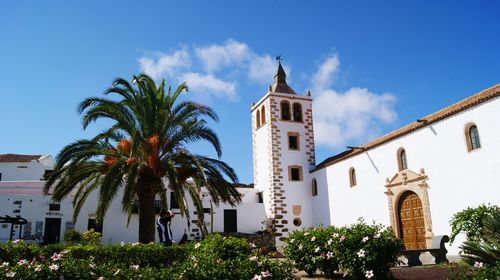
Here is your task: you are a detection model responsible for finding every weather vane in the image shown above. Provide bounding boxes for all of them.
[275,55,283,63]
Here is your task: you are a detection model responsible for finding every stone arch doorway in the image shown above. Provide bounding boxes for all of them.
[397,191,426,249]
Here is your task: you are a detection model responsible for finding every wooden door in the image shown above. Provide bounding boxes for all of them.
[223,209,237,233]
[398,192,426,249]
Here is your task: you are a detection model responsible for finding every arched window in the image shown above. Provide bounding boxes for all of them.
[256,109,261,127]
[281,101,291,120]
[397,148,408,171]
[261,106,266,125]
[292,103,302,122]
[465,123,481,151]
[349,167,357,187]
[311,179,318,196]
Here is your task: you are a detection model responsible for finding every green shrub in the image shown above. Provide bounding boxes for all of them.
[284,220,403,279]
[82,229,102,245]
[449,204,500,244]
[63,229,82,244]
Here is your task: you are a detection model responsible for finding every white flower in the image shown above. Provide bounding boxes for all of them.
[17,259,28,265]
[249,242,257,248]
[13,239,22,244]
[130,264,139,270]
[357,249,366,258]
[327,238,333,245]
[311,236,316,242]
[304,232,309,236]
[365,270,374,278]
[97,277,105,280]
[298,244,303,250]
[314,247,320,253]
[327,251,334,259]
[1,262,9,267]
[374,233,381,239]
[120,241,126,246]
[261,270,272,277]
[6,271,16,278]
[252,275,262,280]
[362,236,369,243]
[333,233,339,238]
[61,250,70,255]
[34,265,42,272]
[49,264,59,271]
[289,239,295,243]
[131,242,140,246]
[194,242,201,249]
[249,256,258,261]
[89,263,95,269]
[113,269,121,276]
[474,261,483,268]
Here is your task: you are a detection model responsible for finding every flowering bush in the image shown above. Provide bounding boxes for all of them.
[174,234,294,280]
[0,235,293,280]
[284,220,403,279]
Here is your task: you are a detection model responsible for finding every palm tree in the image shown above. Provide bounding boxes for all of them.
[45,74,241,243]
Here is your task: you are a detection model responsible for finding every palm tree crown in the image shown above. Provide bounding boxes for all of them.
[45,74,241,243]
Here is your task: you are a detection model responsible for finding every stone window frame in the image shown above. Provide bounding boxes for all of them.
[311,178,318,196]
[288,165,303,182]
[292,102,303,122]
[397,147,408,171]
[349,167,357,187]
[464,122,481,152]
[280,100,291,120]
[287,132,300,151]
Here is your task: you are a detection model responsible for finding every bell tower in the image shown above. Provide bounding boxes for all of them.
[251,60,316,245]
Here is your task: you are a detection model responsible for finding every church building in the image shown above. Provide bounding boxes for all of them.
[252,62,499,253]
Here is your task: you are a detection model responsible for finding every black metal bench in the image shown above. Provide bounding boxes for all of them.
[403,235,449,266]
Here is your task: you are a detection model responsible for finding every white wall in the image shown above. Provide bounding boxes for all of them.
[0,156,54,181]
[312,96,500,255]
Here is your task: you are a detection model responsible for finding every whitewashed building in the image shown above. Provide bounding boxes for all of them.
[1,63,499,256]
[251,63,499,254]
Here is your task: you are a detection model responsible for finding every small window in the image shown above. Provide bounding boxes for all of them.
[170,192,180,209]
[288,132,300,150]
[469,125,481,151]
[256,109,261,128]
[292,103,303,122]
[397,148,408,171]
[289,166,303,181]
[311,179,318,196]
[281,101,291,120]
[257,192,263,203]
[261,106,266,125]
[49,204,60,211]
[0,173,2,181]
[349,167,357,187]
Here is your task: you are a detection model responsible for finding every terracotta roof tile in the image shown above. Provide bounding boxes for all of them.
[0,154,42,163]
[313,83,500,171]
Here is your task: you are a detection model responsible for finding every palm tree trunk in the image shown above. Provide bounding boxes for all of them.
[138,192,156,243]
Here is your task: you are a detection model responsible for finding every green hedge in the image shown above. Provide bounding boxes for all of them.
[0,234,294,279]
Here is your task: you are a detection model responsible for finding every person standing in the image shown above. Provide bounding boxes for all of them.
[164,210,175,246]
[156,210,168,244]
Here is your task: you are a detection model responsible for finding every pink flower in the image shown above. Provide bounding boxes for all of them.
[51,253,63,261]
[326,251,333,259]
[252,275,262,280]
[261,270,272,277]
[474,261,483,268]
[97,277,105,280]
[362,236,369,243]
[327,238,333,245]
[365,270,374,278]
[49,264,59,271]
[6,272,16,278]
[357,249,366,258]
[249,242,257,248]
[339,235,345,241]
[17,259,28,266]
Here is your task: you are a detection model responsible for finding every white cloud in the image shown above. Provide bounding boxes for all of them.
[179,72,237,102]
[138,49,190,79]
[195,39,251,72]
[312,54,397,149]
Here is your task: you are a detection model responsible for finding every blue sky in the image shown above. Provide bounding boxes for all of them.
[1,1,499,183]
